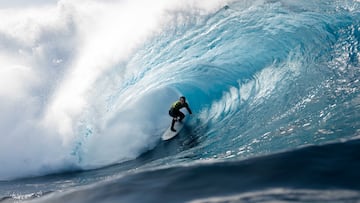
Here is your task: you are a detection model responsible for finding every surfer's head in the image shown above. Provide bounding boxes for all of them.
[180,96,186,104]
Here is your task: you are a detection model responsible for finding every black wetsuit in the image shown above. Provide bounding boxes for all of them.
[169,101,192,131]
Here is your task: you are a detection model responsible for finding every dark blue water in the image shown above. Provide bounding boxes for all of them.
[1,0,360,202]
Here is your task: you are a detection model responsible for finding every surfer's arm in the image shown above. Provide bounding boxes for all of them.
[185,103,192,114]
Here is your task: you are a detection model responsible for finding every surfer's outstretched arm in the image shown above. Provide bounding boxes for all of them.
[186,106,192,114]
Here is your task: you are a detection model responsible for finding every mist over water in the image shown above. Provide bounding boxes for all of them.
[0,0,227,180]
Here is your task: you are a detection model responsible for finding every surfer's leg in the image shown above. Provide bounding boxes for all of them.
[169,110,177,131]
[178,112,185,122]
[171,119,176,132]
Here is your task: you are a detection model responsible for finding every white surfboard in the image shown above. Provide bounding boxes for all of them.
[162,120,184,141]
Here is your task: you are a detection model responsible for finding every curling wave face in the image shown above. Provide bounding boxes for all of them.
[0,0,359,182]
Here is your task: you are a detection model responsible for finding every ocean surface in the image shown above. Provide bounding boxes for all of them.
[1,0,360,202]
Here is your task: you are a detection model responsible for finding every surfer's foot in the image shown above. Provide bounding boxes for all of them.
[171,128,176,132]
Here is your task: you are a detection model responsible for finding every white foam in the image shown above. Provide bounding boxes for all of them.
[0,0,228,180]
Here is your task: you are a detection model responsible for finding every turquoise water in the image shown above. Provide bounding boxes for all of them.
[0,0,360,202]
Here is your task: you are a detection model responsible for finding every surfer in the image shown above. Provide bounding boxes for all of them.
[169,96,192,132]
